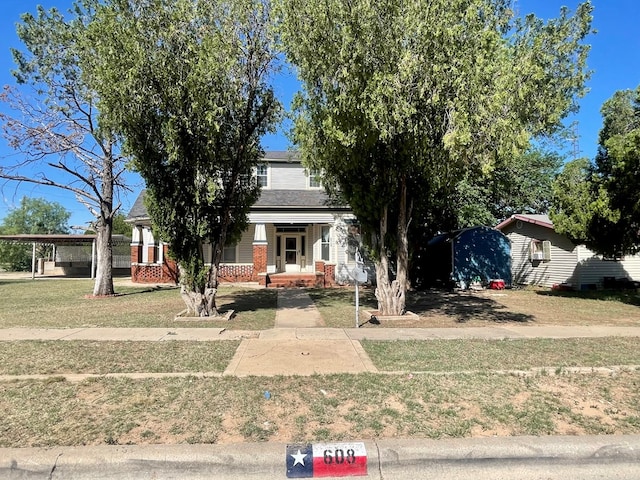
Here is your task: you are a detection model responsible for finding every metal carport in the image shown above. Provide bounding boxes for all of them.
[0,234,130,280]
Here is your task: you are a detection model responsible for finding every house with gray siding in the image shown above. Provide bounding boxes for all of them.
[127,151,359,286]
[496,214,640,289]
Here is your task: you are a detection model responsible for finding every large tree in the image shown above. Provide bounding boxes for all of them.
[549,157,594,243]
[0,1,129,295]
[552,86,640,257]
[455,147,563,228]
[88,0,280,316]
[0,197,70,271]
[277,0,593,315]
[590,86,640,255]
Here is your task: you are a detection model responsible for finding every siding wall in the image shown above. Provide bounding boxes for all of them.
[502,223,578,288]
[502,223,640,288]
[269,163,309,190]
[574,245,640,287]
[237,224,255,263]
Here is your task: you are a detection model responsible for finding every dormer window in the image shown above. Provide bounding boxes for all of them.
[256,164,269,187]
[308,168,322,188]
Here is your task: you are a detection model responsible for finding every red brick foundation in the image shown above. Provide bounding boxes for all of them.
[131,245,178,284]
[218,264,254,283]
[131,263,177,284]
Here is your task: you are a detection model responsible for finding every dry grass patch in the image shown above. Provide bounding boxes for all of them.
[310,287,640,328]
[2,371,640,448]
[0,279,276,329]
[0,340,240,375]
[363,337,640,372]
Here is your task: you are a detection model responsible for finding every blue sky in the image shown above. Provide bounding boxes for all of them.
[1,0,639,228]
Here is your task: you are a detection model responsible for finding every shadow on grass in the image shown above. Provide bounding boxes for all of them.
[308,287,378,309]
[218,289,278,314]
[113,285,179,297]
[534,289,640,307]
[407,290,535,324]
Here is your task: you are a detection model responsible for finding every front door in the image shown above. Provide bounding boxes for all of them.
[284,236,300,272]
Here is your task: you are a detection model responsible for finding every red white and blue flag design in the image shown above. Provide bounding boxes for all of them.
[286,442,367,478]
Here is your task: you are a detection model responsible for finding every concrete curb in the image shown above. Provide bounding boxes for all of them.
[2,435,640,479]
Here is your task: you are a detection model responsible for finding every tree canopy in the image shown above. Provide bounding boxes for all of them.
[551,86,640,257]
[87,0,280,315]
[276,0,593,314]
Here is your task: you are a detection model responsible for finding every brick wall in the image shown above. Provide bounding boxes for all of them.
[252,244,267,280]
[314,260,336,287]
[131,244,142,263]
[324,263,336,287]
[218,264,254,283]
[132,264,176,283]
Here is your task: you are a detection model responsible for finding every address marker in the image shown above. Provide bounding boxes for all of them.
[286,442,367,478]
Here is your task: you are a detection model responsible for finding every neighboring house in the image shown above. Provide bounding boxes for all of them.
[126,151,360,286]
[418,226,512,289]
[496,214,640,289]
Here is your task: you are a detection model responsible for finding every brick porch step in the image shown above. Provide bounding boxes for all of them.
[266,273,322,288]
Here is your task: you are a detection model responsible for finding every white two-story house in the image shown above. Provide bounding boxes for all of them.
[127,151,359,287]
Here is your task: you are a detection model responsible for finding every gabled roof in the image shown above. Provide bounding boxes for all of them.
[495,214,554,231]
[263,151,300,163]
[127,188,349,222]
[253,190,347,210]
[126,190,148,222]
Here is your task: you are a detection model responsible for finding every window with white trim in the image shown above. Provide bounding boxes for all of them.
[307,168,322,188]
[321,226,331,261]
[256,164,269,187]
[530,239,551,262]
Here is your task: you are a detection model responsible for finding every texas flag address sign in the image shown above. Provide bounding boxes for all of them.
[286,442,367,478]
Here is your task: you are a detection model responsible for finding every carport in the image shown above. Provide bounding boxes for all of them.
[0,234,130,279]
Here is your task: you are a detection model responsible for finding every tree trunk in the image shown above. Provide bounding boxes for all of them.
[92,218,115,296]
[180,285,218,317]
[178,261,220,317]
[374,175,409,316]
[92,148,116,296]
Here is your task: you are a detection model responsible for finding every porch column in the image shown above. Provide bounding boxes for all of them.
[252,223,268,283]
[130,226,143,263]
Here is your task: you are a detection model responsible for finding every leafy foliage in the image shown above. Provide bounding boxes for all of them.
[551,86,640,256]
[88,0,280,314]
[550,157,593,243]
[276,0,593,313]
[0,197,70,271]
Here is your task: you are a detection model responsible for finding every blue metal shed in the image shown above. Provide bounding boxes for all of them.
[424,226,512,289]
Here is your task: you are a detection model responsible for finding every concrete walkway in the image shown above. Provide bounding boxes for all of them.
[274,288,324,328]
